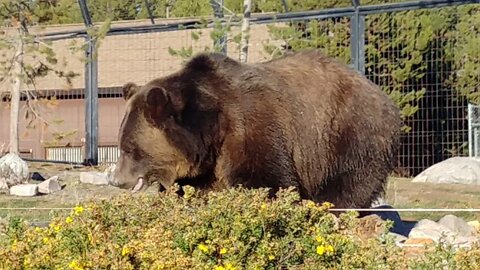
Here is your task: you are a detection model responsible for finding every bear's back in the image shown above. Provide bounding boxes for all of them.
[243,50,402,203]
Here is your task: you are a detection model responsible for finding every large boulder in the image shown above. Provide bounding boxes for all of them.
[408,216,480,247]
[412,157,480,185]
[0,153,29,191]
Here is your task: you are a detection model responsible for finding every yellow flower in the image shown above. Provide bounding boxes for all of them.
[34,227,42,233]
[23,257,31,267]
[268,255,275,261]
[66,216,73,224]
[316,245,326,255]
[11,240,18,251]
[42,237,50,244]
[321,202,334,209]
[198,243,209,253]
[220,247,227,254]
[225,263,236,270]
[122,246,131,256]
[68,260,84,270]
[74,206,84,215]
[88,233,93,244]
[315,235,324,243]
[260,203,267,209]
[316,245,334,255]
[214,264,235,270]
[54,225,61,232]
[306,200,316,208]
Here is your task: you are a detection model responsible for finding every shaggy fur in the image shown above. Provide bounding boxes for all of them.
[111,49,402,209]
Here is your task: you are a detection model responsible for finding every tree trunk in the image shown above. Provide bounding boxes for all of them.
[210,0,227,54]
[239,0,251,63]
[9,29,24,154]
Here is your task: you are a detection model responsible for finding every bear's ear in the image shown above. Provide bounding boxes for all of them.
[145,87,175,127]
[122,82,139,101]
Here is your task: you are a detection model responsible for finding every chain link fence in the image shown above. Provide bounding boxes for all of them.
[1,0,477,174]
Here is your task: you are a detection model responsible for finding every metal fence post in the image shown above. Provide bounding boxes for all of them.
[210,0,227,54]
[78,0,98,166]
[468,103,473,157]
[239,0,251,63]
[350,0,365,74]
[281,0,289,12]
[143,0,156,24]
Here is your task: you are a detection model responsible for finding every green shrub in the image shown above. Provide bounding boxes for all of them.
[0,185,479,269]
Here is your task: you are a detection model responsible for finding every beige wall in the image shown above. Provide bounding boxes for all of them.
[0,18,286,92]
[0,97,126,159]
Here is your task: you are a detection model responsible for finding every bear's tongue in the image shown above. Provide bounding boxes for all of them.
[131,177,145,193]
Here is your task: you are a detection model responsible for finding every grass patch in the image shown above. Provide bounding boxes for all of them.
[385,178,480,221]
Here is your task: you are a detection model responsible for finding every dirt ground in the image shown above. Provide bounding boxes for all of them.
[1,161,480,223]
[0,162,154,222]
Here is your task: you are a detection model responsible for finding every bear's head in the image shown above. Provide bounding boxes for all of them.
[111,52,238,192]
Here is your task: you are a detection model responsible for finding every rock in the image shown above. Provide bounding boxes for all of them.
[0,182,8,193]
[80,171,109,185]
[403,237,436,246]
[387,232,408,244]
[438,214,475,237]
[360,204,416,237]
[10,184,38,197]
[401,238,436,257]
[449,236,480,247]
[0,153,29,190]
[354,214,387,242]
[37,176,63,194]
[408,218,480,248]
[104,164,117,185]
[412,157,480,185]
[408,219,456,243]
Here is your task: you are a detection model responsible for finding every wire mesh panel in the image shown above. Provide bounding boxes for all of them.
[253,17,352,63]
[1,0,478,172]
[95,20,219,166]
[468,104,480,157]
[364,5,478,177]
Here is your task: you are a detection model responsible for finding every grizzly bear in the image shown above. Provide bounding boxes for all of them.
[111,49,402,209]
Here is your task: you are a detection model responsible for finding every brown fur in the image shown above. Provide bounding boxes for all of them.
[111,49,402,209]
